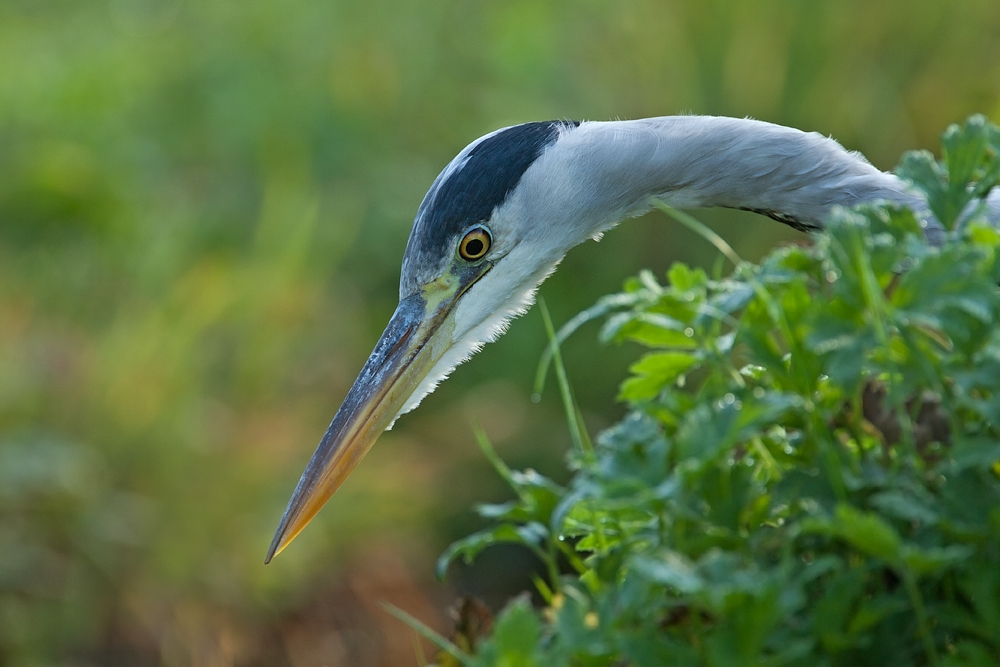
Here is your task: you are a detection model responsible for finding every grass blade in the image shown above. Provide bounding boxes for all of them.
[381,602,471,666]
[538,297,593,459]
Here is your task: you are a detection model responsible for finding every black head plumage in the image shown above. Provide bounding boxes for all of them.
[400,120,578,290]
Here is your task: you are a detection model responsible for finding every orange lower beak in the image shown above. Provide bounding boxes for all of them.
[264,251,498,563]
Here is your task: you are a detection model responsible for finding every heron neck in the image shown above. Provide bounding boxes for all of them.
[530,116,930,241]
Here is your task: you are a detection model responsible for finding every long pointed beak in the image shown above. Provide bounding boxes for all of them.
[265,270,480,563]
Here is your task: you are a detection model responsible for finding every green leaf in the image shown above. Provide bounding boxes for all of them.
[846,596,907,635]
[437,523,549,579]
[470,597,544,667]
[813,568,867,651]
[476,469,565,524]
[620,635,699,667]
[958,567,1000,642]
[675,391,801,464]
[832,504,902,562]
[902,544,973,576]
[898,115,1000,229]
[630,551,703,594]
[492,597,542,654]
[600,312,695,348]
[946,437,1000,472]
[869,491,939,525]
[619,351,698,402]
[940,641,997,667]
[667,262,706,291]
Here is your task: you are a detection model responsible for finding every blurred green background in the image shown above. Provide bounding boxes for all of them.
[1,0,999,664]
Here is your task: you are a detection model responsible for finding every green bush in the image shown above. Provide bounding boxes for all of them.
[424,117,1000,666]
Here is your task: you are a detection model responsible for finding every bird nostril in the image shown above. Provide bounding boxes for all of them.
[386,323,415,360]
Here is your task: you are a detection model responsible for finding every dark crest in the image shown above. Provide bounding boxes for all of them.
[403,120,579,278]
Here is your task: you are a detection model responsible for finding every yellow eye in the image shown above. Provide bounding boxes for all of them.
[459,227,491,261]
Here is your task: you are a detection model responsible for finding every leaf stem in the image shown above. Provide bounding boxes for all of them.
[539,297,593,460]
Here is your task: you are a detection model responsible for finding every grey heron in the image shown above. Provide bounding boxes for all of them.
[265,115,1000,563]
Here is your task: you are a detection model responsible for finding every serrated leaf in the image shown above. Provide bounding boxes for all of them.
[600,312,695,348]
[619,351,698,402]
[668,262,705,291]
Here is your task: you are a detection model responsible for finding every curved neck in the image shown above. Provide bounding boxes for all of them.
[520,116,931,247]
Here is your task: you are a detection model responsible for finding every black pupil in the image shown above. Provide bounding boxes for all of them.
[465,238,484,256]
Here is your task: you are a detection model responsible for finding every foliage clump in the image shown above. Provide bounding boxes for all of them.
[427,117,1000,666]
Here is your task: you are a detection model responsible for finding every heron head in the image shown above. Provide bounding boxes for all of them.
[265,121,579,561]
